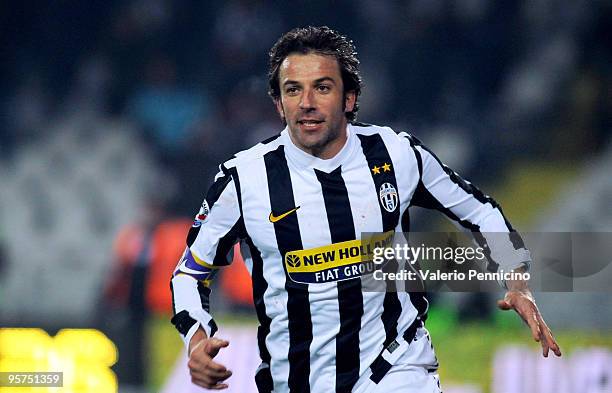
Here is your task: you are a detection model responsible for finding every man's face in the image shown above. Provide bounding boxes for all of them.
[275,53,356,159]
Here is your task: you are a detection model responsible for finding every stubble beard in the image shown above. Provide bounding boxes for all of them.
[282,99,348,158]
[290,118,346,158]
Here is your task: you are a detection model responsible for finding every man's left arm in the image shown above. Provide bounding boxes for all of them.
[401,132,561,357]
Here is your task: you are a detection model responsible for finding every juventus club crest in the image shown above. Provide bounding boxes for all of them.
[379,182,398,212]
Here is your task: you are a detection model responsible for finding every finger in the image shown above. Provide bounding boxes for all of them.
[191,376,229,390]
[189,368,226,383]
[549,334,562,357]
[537,316,562,357]
[496,299,512,310]
[540,327,552,358]
[190,370,231,386]
[543,330,560,356]
[527,312,542,342]
[208,383,229,390]
[515,303,541,341]
[204,366,233,380]
[206,338,230,357]
[188,354,215,372]
[190,361,231,383]
[206,359,230,373]
[191,375,214,387]
[208,338,230,349]
[189,363,231,383]
[215,370,233,381]
[541,334,549,358]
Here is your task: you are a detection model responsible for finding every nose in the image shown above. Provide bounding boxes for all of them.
[299,88,315,110]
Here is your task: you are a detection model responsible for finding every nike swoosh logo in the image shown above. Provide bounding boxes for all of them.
[269,206,301,223]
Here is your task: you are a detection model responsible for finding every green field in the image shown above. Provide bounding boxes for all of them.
[148,307,612,392]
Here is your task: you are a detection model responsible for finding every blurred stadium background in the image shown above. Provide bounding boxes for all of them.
[0,1,610,392]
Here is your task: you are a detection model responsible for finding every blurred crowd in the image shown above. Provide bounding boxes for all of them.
[1,2,611,390]
[2,0,610,215]
[1,0,612,332]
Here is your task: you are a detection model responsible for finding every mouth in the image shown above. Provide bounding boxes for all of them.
[297,119,325,130]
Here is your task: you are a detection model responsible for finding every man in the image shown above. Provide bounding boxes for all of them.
[170,26,561,392]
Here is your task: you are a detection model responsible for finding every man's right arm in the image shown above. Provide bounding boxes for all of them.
[186,327,233,389]
[170,165,244,388]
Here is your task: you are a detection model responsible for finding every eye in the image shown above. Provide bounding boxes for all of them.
[317,84,331,93]
[285,86,300,95]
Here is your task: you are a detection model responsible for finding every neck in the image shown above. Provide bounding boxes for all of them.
[311,131,348,159]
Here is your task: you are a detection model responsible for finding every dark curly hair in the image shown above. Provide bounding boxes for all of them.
[268,26,363,121]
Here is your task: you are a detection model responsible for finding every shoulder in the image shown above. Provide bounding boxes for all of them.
[219,132,285,172]
[351,121,422,147]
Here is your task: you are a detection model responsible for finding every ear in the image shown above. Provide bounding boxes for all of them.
[344,90,356,113]
[274,98,285,122]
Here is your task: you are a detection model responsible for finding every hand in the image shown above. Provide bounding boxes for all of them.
[188,336,232,389]
[497,289,562,358]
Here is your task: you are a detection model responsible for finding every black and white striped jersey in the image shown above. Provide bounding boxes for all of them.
[170,123,531,392]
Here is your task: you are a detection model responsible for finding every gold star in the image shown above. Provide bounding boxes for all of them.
[382,163,392,172]
[371,165,381,175]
